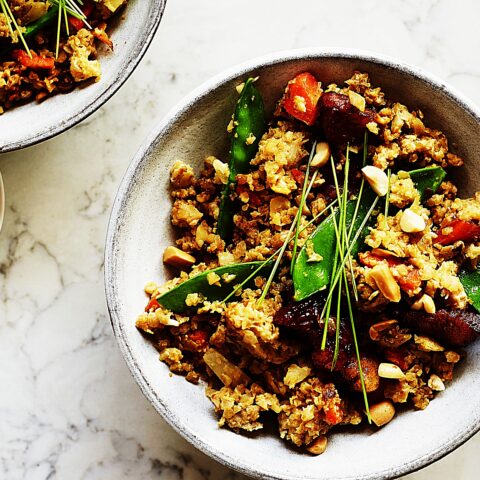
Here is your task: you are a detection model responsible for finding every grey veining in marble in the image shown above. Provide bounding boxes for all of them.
[1,0,479,479]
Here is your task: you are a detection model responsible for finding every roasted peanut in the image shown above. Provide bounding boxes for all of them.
[422,294,436,314]
[203,348,250,387]
[370,400,396,427]
[378,362,405,379]
[369,319,398,341]
[235,82,245,94]
[414,334,444,352]
[311,142,331,168]
[362,165,389,197]
[411,293,436,314]
[428,374,445,391]
[400,208,426,233]
[307,435,328,455]
[371,248,399,259]
[212,159,230,184]
[196,223,211,247]
[369,264,401,302]
[370,319,411,348]
[163,246,196,268]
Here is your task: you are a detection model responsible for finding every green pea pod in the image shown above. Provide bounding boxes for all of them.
[460,269,480,313]
[157,261,272,313]
[407,166,446,201]
[293,166,446,301]
[24,7,59,38]
[217,78,266,243]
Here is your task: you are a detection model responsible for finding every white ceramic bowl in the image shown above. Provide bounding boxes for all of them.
[105,49,480,480]
[0,0,167,153]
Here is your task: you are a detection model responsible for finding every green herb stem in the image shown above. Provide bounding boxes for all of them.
[362,131,368,167]
[321,205,340,348]
[343,268,371,423]
[50,0,90,59]
[223,199,338,304]
[384,168,392,220]
[290,141,317,275]
[322,144,373,421]
[257,217,298,306]
[260,168,319,306]
[320,195,380,321]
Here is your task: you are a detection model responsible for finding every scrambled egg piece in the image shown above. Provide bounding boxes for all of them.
[66,29,101,82]
[102,0,126,13]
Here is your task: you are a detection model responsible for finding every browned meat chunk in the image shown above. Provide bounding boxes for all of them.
[401,309,479,347]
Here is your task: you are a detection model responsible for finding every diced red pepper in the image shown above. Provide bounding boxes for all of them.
[291,168,305,185]
[282,72,322,126]
[68,2,94,31]
[324,404,343,425]
[359,251,421,295]
[236,185,262,207]
[185,330,209,351]
[145,298,160,312]
[397,269,421,296]
[68,16,84,31]
[358,251,402,268]
[435,220,480,245]
[12,50,54,70]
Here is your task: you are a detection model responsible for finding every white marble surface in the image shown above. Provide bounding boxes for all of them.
[1,0,479,478]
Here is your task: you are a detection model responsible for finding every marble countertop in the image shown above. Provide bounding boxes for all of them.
[1,0,479,478]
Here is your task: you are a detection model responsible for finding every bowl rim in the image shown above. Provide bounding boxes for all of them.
[1,0,168,154]
[105,47,480,480]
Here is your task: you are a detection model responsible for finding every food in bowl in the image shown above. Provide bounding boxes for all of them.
[135,71,480,454]
[0,0,127,113]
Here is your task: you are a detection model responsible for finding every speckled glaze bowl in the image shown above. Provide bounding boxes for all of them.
[0,0,167,153]
[105,49,480,480]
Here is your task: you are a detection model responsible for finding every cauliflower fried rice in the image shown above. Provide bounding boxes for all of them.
[135,71,480,454]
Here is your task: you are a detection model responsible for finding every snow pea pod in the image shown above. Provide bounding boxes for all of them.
[217,78,266,243]
[293,166,446,301]
[157,261,272,313]
[407,165,446,201]
[24,6,59,38]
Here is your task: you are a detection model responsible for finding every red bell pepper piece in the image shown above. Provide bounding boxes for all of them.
[359,251,402,268]
[185,330,209,351]
[435,220,480,245]
[397,268,421,296]
[68,1,94,31]
[290,168,305,184]
[12,50,54,70]
[359,251,421,295]
[282,72,322,126]
[236,185,262,207]
[145,298,160,312]
[324,404,343,425]
[68,16,84,31]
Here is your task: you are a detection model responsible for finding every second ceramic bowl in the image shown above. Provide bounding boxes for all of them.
[105,49,480,480]
[0,0,167,153]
